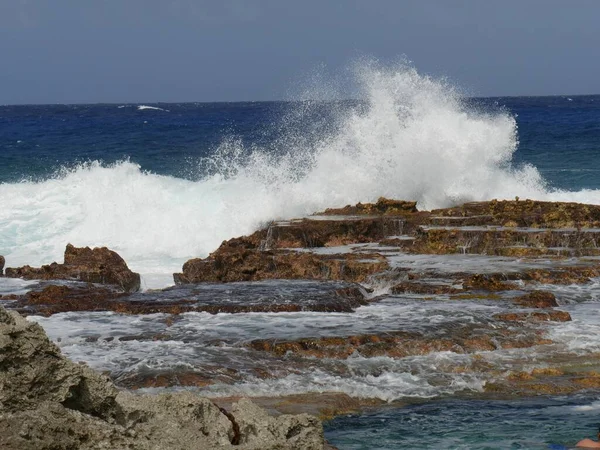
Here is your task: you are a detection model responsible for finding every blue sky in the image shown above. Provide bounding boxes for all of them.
[1,0,599,104]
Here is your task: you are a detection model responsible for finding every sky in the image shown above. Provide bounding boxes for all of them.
[1,0,599,104]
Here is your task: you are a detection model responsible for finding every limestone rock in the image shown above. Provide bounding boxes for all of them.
[0,306,325,449]
[5,244,140,292]
[231,398,324,450]
[115,391,235,448]
[0,307,119,419]
[0,402,132,450]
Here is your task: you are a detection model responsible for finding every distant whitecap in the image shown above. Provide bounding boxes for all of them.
[137,105,169,112]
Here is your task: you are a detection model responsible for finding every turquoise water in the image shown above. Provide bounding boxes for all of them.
[325,394,600,449]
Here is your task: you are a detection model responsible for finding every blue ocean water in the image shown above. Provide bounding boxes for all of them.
[1,96,600,190]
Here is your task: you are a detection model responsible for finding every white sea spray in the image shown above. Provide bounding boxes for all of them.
[1,62,599,287]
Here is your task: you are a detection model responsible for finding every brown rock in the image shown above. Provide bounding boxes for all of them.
[494,310,571,322]
[319,198,418,216]
[248,326,549,360]
[462,273,516,291]
[513,290,559,308]
[5,244,140,292]
[174,250,387,284]
[0,255,4,275]
[391,281,460,295]
[12,280,368,317]
[431,199,600,228]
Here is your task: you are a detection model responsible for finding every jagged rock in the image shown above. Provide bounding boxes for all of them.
[0,306,325,449]
[231,398,324,450]
[4,244,140,292]
[0,255,4,275]
[0,402,132,450]
[115,391,235,447]
[0,306,120,419]
[174,199,600,286]
[409,226,600,256]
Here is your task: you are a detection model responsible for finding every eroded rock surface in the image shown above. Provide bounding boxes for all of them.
[5,244,140,293]
[0,306,325,449]
[174,251,388,284]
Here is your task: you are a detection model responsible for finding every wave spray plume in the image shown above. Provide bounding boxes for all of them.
[1,61,598,286]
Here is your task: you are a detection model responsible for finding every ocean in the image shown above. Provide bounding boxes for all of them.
[2,67,600,448]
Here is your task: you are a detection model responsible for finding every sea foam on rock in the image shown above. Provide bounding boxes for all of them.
[5,244,141,293]
[0,306,325,449]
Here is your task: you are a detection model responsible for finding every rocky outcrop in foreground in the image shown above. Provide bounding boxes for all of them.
[0,306,325,450]
[5,244,141,292]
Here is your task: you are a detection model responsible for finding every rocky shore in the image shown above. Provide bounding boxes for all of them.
[3,198,600,447]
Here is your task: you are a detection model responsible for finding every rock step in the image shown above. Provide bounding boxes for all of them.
[431,199,600,228]
[9,281,369,316]
[410,226,600,255]
[262,217,419,250]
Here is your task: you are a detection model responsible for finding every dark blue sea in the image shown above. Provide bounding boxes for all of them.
[2,70,600,449]
[2,96,600,190]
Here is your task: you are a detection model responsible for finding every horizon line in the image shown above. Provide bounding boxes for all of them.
[2,93,599,107]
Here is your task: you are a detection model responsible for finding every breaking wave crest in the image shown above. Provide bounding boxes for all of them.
[1,61,599,284]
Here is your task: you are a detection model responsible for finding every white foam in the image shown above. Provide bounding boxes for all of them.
[1,62,599,285]
[196,366,485,401]
[137,105,167,111]
[548,300,600,353]
[0,277,38,296]
[572,400,600,411]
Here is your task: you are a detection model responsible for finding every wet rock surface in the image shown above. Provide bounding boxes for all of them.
[5,244,141,292]
[0,305,325,450]
[248,326,553,359]
[8,280,369,316]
